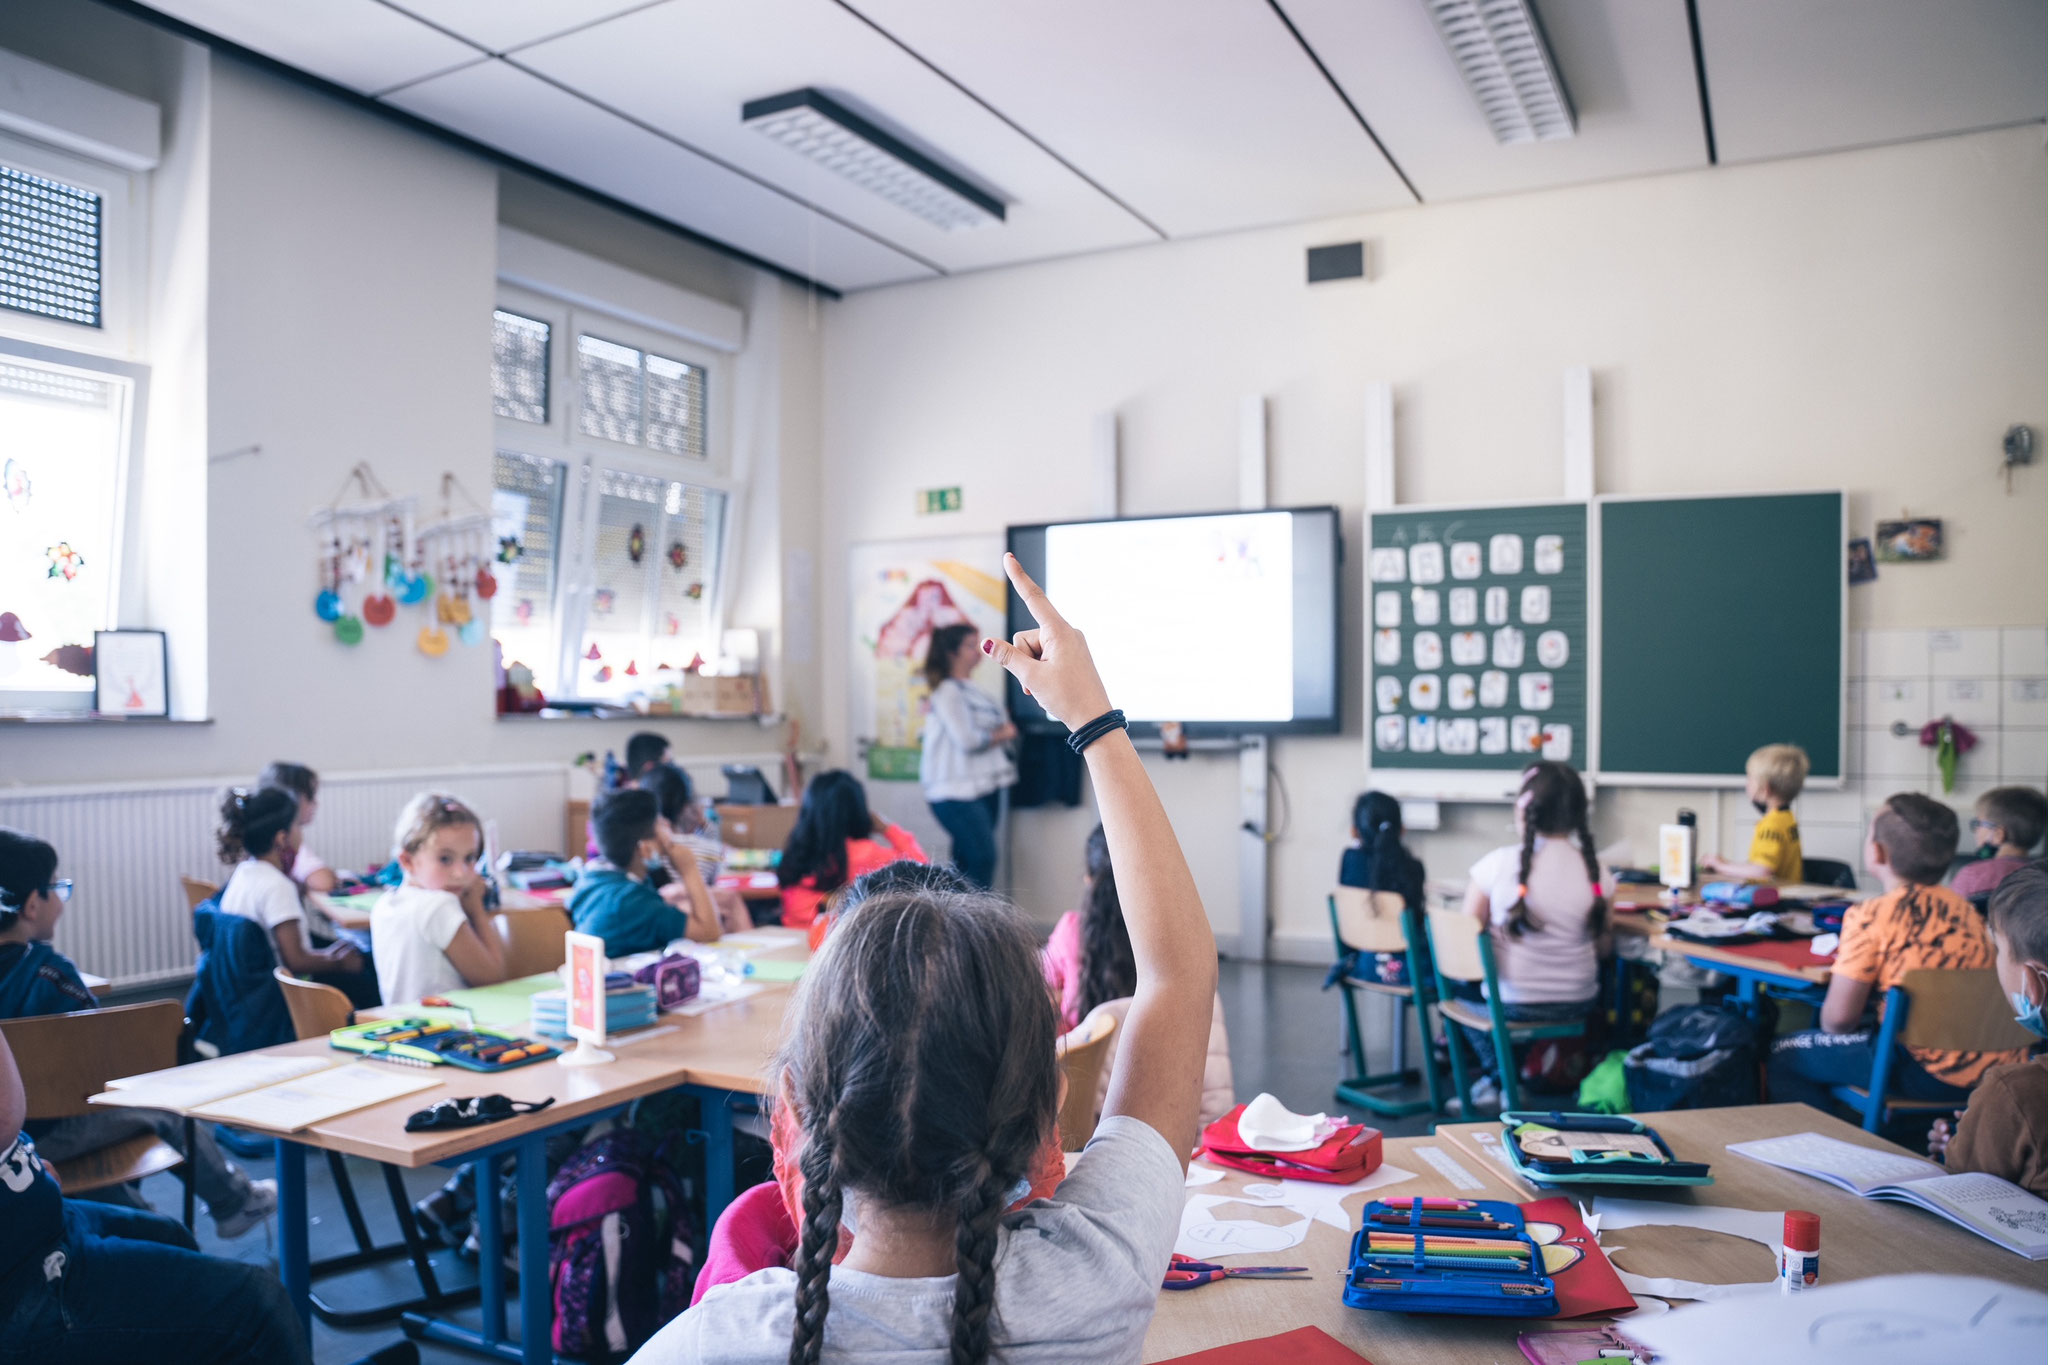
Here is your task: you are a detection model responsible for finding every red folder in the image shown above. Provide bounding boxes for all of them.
[1520,1197,1636,1319]
[1198,1104,1383,1184]
[1159,1326,1372,1363]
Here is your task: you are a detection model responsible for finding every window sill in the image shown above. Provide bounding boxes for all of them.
[498,706,766,724]
[0,712,214,726]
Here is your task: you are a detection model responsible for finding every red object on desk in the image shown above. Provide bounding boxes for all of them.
[1518,1197,1635,1319]
[1716,937,1835,969]
[1158,1326,1371,1363]
[1198,1104,1383,1184]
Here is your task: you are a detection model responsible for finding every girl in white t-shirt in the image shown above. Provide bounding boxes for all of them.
[217,786,372,998]
[1457,761,1609,1097]
[369,793,508,1007]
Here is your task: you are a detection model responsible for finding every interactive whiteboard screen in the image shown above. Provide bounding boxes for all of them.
[1007,507,1340,735]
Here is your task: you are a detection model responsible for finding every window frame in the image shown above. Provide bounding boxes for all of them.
[0,131,146,360]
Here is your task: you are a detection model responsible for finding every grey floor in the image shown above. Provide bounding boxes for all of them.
[117,959,1428,1363]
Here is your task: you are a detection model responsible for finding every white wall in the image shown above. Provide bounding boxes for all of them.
[818,125,2048,954]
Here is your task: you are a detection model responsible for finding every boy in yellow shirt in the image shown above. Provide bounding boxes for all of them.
[1704,742,1808,882]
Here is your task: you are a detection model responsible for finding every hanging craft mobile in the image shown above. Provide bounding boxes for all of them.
[497,535,523,564]
[334,614,365,646]
[627,524,647,564]
[666,540,687,571]
[475,566,498,599]
[362,593,396,627]
[417,625,449,657]
[415,473,492,659]
[307,463,410,634]
[3,458,28,511]
[45,543,84,582]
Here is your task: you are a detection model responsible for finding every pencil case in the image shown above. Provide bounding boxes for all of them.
[1343,1199,1557,1317]
[329,1018,560,1071]
[1499,1111,1713,1186]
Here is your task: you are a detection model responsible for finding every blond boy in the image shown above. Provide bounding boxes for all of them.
[1704,742,1809,882]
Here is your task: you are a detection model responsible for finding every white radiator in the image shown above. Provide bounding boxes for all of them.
[0,763,571,990]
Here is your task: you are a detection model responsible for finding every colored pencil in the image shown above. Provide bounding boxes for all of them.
[1379,1198,1478,1211]
[1366,1239,1528,1256]
[1366,1253,1533,1271]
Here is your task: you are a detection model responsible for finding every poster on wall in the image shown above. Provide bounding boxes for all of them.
[848,536,1006,783]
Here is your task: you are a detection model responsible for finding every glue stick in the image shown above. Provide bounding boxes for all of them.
[1779,1210,1819,1293]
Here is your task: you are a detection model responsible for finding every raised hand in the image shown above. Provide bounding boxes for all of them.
[985,553,1112,728]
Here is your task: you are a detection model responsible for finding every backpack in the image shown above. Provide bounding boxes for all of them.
[548,1128,695,1359]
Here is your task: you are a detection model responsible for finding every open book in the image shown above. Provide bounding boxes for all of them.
[1730,1132,2048,1261]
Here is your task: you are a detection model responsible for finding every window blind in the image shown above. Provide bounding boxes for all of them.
[0,163,102,328]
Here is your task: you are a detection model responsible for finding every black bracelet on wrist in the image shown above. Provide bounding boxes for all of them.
[1065,708,1128,755]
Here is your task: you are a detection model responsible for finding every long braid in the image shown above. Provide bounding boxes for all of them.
[1504,811,1540,938]
[948,1160,1006,1365]
[786,1109,843,1365]
[1077,825,1136,1017]
[1571,804,1608,937]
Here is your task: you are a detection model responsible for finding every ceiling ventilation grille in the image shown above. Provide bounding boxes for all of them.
[743,88,1004,232]
[1425,0,1576,145]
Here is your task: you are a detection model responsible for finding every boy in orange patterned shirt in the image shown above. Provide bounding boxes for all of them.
[1768,793,2028,1118]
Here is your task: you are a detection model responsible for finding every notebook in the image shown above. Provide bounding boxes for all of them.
[1729,1131,2048,1260]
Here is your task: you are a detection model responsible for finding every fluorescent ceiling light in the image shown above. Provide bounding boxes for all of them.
[742,88,1004,231]
[1425,0,1576,145]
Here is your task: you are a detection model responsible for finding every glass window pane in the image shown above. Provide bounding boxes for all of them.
[490,450,567,696]
[644,352,706,460]
[0,163,102,328]
[577,334,641,445]
[575,467,665,697]
[491,310,550,424]
[652,481,726,666]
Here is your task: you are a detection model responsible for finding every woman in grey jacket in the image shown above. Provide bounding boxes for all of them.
[917,624,1017,889]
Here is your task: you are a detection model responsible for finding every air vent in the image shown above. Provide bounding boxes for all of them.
[1425,0,1576,145]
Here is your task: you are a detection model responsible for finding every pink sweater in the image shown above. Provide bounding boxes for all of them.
[1042,910,1089,1031]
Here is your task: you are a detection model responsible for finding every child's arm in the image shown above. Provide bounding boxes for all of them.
[272,918,361,977]
[654,828,722,941]
[1702,855,1776,880]
[1817,973,1873,1034]
[989,554,1215,1167]
[1463,881,1491,925]
[440,880,510,987]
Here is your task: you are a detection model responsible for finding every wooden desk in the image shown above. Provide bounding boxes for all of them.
[1647,930,1832,1003]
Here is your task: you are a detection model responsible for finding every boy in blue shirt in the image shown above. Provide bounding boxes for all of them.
[569,790,722,956]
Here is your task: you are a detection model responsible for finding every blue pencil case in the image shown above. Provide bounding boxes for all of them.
[1343,1199,1557,1317]
[1499,1111,1713,1186]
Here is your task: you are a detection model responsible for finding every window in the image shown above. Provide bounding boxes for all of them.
[0,162,102,328]
[576,334,708,459]
[492,310,549,424]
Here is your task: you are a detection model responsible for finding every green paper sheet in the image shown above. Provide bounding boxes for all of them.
[747,960,807,983]
[440,973,558,1031]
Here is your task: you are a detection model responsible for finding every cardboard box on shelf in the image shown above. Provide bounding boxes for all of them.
[718,804,797,850]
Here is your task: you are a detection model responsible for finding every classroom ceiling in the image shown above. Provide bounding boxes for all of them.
[131,0,2048,293]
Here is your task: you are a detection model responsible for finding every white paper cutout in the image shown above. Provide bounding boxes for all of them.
[1537,629,1570,668]
[1447,587,1478,626]
[1534,534,1565,575]
[1521,584,1551,624]
[1411,588,1441,626]
[1185,1163,1226,1187]
[1542,724,1573,761]
[1493,627,1525,668]
[1520,672,1554,711]
[1479,670,1510,708]
[1374,675,1403,713]
[1626,1273,2048,1363]
[1449,542,1482,580]
[1615,1270,1774,1304]
[1590,1198,1786,1250]
[1374,591,1401,628]
[1511,715,1541,752]
[1479,717,1509,754]
[1407,542,1445,585]
[1176,1164,1421,1261]
[1409,715,1437,752]
[1439,718,1479,755]
[1373,629,1402,666]
[1484,585,1510,625]
[1413,632,1443,670]
[1369,547,1407,583]
[1489,534,1523,575]
[1447,673,1476,710]
[1374,715,1405,752]
[1449,630,1486,667]
[1409,673,1441,710]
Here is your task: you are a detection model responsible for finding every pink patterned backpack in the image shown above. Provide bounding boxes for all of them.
[547,1129,694,1358]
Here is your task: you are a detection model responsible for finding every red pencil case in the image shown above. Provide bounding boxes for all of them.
[1199,1104,1383,1184]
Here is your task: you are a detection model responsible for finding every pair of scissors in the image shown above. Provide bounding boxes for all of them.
[1162,1253,1311,1290]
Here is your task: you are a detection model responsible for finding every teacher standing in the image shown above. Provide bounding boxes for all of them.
[918,623,1017,889]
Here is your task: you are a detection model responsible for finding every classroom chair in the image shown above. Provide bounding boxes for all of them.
[1425,910,1589,1116]
[1074,994,1235,1131]
[180,875,221,911]
[1830,967,2039,1134]
[494,906,573,978]
[0,1000,195,1229]
[1053,1011,1118,1152]
[1327,888,1446,1117]
[1800,858,1858,891]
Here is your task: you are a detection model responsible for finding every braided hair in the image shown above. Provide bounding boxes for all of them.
[1502,761,1607,940]
[1077,824,1136,1018]
[778,887,1059,1365]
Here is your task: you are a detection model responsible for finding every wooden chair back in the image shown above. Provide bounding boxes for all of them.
[1054,1009,1119,1152]
[1896,968,2039,1053]
[181,876,220,911]
[1426,909,1488,984]
[273,967,354,1040]
[0,1000,183,1120]
[1331,888,1411,955]
[496,907,573,979]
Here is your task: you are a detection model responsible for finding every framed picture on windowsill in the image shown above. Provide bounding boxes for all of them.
[94,629,167,717]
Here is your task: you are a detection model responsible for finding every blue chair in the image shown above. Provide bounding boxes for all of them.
[1426,909,1589,1116]
[1328,889,1445,1117]
[1829,967,2036,1133]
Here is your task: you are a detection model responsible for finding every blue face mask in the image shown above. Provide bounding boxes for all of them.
[2014,988,2047,1039]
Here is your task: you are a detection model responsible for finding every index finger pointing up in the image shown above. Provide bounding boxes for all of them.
[1003,552,1067,629]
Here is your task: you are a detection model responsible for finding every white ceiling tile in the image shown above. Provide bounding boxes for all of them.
[384,60,934,290]
[386,0,662,55]
[1698,0,2048,164]
[847,0,1416,237]
[142,0,481,96]
[1286,0,1707,202]
[513,0,1158,275]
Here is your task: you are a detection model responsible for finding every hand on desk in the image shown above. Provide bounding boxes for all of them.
[1927,1112,1964,1159]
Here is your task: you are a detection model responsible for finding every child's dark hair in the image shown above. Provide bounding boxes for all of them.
[779,887,1058,1365]
[1873,792,1959,884]
[1989,865,2048,967]
[644,761,695,827]
[0,828,58,926]
[1078,824,1136,1018]
[592,788,658,870]
[922,624,976,690]
[258,761,319,805]
[1502,762,1606,940]
[841,858,974,908]
[778,771,873,894]
[1980,786,2048,854]
[217,786,298,864]
[1353,790,1407,893]
[624,731,670,778]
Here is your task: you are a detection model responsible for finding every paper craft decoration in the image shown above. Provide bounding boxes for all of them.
[1373,629,1401,665]
[92,630,167,717]
[1533,534,1565,574]
[2,457,27,509]
[1493,626,1525,668]
[1450,541,1482,579]
[1447,674,1476,710]
[1485,585,1510,625]
[1542,724,1572,761]
[1536,629,1569,667]
[1479,670,1509,707]
[1439,718,1478,754]
[1374,591,1401,627]
[1375,715,1405,751]
[1450,630,1486,666]
[1480,717,1509,753]
[1408,674,1440,710]
[1370,547,1406,582]
[1375,676,1403,713]
[1490,533,1523,575]
[1448,586,1477,625]
[1407,541,1445,584]
[333,615,364,646]
[1520,585,1551,624]
[1875,517,1942,562]
[1413,632,1443,670]
[1519,1197,1635,1319]
[1519,672,1554,711]
[1411,588,1441,626]
[1409,715,1437,752]
[1511,715,1541,752]
[45,542,83,581]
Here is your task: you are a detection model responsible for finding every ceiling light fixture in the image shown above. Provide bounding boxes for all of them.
[1424,0,1576,145]
[742,88,1004,231]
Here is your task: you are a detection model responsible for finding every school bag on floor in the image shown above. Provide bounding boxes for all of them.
[1622,1003,1762,1111]
[548,1128,695,1359]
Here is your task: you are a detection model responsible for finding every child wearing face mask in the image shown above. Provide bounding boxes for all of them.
[1928,865,2048,1196]
[569,787,723,956]
[1703,742,1808,882]
[368,793,509,1006]
[1953,787,2048,900]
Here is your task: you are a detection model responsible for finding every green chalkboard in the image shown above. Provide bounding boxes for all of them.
[1598,493,1843,781]
[1368,503,1589,771]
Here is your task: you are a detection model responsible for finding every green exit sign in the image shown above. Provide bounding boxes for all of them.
[916,486,963,515]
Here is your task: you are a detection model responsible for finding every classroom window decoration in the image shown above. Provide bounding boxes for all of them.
[573,469,728,700]
[304,464,499,659]
[3,456,27,509]
[490,450,564,692]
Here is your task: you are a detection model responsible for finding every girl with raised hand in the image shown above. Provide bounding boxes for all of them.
[634,553,1216,1365]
